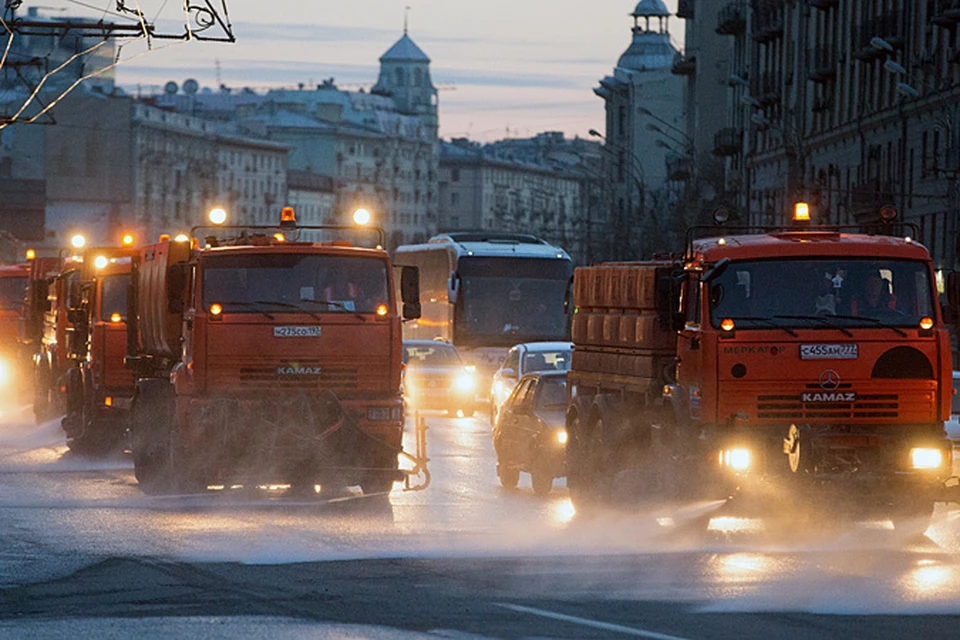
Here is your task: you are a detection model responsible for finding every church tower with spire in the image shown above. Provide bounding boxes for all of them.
[371,22,438,136]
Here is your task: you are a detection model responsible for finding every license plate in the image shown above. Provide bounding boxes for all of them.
[800,343,858,360]
[274,326,322,338]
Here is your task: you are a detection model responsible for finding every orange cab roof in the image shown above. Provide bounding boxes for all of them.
[692,231,931,263]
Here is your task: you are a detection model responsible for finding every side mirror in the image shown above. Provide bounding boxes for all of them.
[447,272,460,305]
[400,265,420,305]
[402,302,421,320]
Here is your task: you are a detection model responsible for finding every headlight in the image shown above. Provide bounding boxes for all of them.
[453,371,475,392]
[556,430,568,445]
[0,359,9,387]
[720,448,751,471]
[911,448,943,470]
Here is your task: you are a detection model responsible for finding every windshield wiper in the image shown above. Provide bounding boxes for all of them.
[299,297,367,322]
[218,301,275,320]
[250,300,321,321]
[773,315,854,337]
[823,313,907,337]
[726,316,798,337]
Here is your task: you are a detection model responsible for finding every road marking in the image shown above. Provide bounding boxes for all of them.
[495,603,690,640]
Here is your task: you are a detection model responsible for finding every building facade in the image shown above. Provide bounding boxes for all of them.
[153,31,440,250]
[438,138,601,264]
[676,0,960,272]
[595,0,686,259]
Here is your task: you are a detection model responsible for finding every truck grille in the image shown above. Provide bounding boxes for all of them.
[757,393,898,420]
[240,362,358,390]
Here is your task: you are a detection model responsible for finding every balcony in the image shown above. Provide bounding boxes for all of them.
[677,0,695,19]
[932,0,960,28]
[807,45,837,83]
[716,2,746,36]
[713,128,743,156]
[854,13,903,61]
[666,154,693,181]
[751,0,784,43]
[671,52,697,76]
[757,72,781,105]
[808,0,838,8]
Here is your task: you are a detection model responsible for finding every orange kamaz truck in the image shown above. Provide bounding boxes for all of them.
[59,247,138,453]
[566,215,957,535]
[125,213,425,495]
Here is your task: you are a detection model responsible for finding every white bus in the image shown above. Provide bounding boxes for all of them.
[394,232,574,389]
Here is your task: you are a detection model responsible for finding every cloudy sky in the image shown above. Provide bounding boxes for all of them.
[22,1,684,141]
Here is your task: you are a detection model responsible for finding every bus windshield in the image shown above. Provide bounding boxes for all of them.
[457,257,570,345]
[202,254,389,314]
[708,258,935,329]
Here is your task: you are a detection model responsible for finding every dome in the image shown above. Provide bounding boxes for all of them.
[632,0,670,17]
[617,31,676,71]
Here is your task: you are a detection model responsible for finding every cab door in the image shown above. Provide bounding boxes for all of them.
[675,272,703,422]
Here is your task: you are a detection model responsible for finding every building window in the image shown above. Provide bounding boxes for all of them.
[451,192,460,206]
[452,168,460,182]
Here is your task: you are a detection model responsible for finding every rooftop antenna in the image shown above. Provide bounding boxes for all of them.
[404,5,410,34]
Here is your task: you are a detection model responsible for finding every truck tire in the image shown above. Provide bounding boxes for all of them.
[497,463,520,489]
[531,469,553,497]
[130,381,176,495]
[65,368,122,456]
[32,358,53,424]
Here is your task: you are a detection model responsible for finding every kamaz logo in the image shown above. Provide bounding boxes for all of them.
[276,366,323,376]
[801,392,857,403]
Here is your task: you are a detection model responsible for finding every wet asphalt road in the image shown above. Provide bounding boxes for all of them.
[1,404,960,638]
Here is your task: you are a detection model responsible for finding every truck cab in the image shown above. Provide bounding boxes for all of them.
[672,227,952,529]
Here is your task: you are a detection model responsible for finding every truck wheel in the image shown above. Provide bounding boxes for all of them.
[130,382,176,495]
[531,471,553,497]
[32,360,53,424]
[566,413,596,508]
[497,463,519,489]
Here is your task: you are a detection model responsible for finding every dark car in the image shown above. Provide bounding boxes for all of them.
[493,371,568,496]
[403,340,477,417]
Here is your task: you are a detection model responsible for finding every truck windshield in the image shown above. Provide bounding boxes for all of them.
[0,277,26,310]
[708,258,935,329]
[100,274,130,321]
[457,257,570,345]
[202,254,389,314]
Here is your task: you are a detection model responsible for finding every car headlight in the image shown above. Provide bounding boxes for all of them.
[556,430,568,445]
[453,370,475,393]
[911,447,943,470]
[0,359,9,388]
